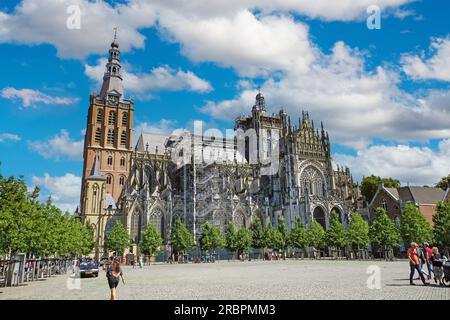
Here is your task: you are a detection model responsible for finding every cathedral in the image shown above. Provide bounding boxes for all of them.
[79,37,364,259]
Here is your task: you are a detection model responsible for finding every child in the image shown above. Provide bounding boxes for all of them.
[430,247,445,286]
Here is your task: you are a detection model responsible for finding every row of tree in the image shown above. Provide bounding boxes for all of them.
[116,201,450,259]
[0,176,95,259]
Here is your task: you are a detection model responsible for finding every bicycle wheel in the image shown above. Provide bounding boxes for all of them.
[442,276,450,287]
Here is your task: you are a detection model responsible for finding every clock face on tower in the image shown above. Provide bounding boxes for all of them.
[108,95,119,106]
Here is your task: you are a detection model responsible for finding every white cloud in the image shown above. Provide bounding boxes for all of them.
[402,36,450,81]
[1,87,78,108]
[29,129,83,160]
[158,9,316,77]
[135,119,178,136]
[0,0,156,59]
[0,133,21,143]
[0,0,415,59]
[334,139,450,186]
[199,41,450,150]
[32,173,81,213]
[85,59,212,97]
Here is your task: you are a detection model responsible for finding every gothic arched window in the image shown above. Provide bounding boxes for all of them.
[107,156,113,166]
[300,166,325,197]
[120,157,125,167]
[96,109,103,123]
[108,111,116,125]
[119,176,125,186]
[106,175,112,185]
[107,129,115,145]
[95,128,101,143]
[234,211,245,230]
[149,210,163,236]
[122,112,128,126]
[120,130,127,145]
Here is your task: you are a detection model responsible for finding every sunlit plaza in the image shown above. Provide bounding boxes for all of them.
[1,260,448,300]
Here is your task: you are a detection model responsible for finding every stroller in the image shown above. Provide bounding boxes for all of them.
[443,260,450,287]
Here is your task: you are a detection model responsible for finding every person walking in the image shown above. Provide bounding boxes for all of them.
[106,257,125,300]
[430,247,445,286]
[408,242,429,286]
[422,242,433,280]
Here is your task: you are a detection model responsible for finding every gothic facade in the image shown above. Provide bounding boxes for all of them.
[79,37,364,258]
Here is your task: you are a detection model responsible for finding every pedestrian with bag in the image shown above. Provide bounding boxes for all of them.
[106,257,125,300]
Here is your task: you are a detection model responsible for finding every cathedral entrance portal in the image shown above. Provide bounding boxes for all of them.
[312,206,326,229]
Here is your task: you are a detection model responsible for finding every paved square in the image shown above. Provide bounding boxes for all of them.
[0,260,448,300]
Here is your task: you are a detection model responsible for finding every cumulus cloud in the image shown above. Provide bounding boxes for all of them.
[1,87,78,108]
[199,42,450,150]
[334,139,450,186]
[85,59,212,97]
[158,9,316,77]
[0,133,21,143]
[28,129,83,160]
[401,36,450,81]
[0,0,415,59]
[32,173,81,213]
[135,119,178,136]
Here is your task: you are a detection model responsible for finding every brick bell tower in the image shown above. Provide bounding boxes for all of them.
[81,31,134,208]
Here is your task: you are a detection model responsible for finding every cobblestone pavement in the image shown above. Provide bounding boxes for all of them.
[0,260,448,300]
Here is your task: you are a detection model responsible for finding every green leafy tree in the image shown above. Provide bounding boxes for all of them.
[433,202,450,253]
[236,228,253,255]
[170,218,195,254]
[199,222,224,253]
[361,175,400,203]
[308,220,325,249]
[265,224,284,251]
[435,175,450,191]
[277,215,289,255]
[249,217,266,251]
[325,212,347,254]
[225,221,239,258]
[369,208,400,257]
[346,212,370,250]
[289,217,309,257]
[400,203,433,245]
[104,220,131,255]
[140,223,163,257]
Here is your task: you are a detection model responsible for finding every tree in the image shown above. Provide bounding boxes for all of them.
[369,208,400,258]
[265,224,283,251]
[308,220,325,249]
[277,215,289,257]
[289,217,309,257]
[433,202,450,254]
[199,222,224,253]
[346,212,370,250]
[224,221,239,258]
[361,175,400,203]
[325,212,347,256]
[170,218,195,255]
[104,220,131,255]
[249,217,266,253]
[140,223,163,257]
[400,203,433,246]
[235,228,252,257]
[435,175,450,190]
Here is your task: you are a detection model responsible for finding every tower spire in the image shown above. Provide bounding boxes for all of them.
[99,28,124,100]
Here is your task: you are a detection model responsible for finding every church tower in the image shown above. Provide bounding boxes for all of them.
[81,32,134,207]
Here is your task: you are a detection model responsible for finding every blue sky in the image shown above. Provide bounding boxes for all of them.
[0,0,449,211]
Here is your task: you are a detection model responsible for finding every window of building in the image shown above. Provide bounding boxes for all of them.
[107,129,115,144]
[381,199,388,211]
[107,156,113,166]
[95,128,101,143]
[119,176,125,186]
[96,109,103,123]
[120,157,125,167]
[122,112,128,126]
[106,175,112,185]
[120,130,127,145]
[108,111,116,125]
